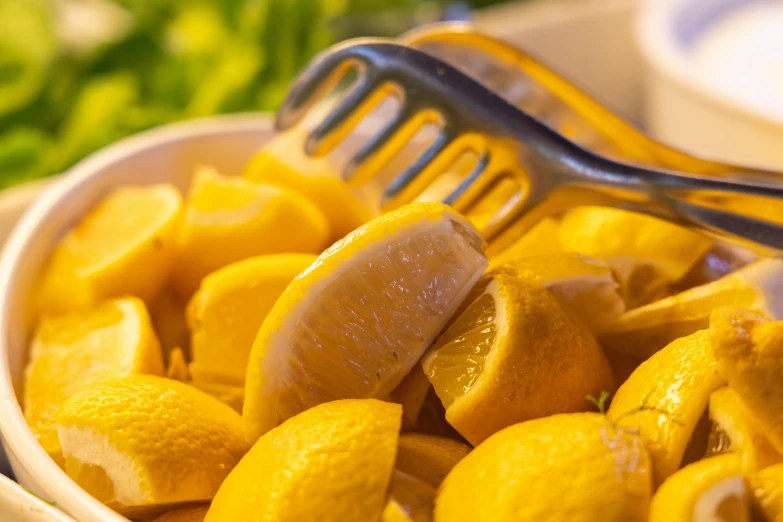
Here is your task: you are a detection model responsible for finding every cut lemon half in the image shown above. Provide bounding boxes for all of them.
[395,433,471,488]
[710,307,783,456]
[608,330,726,486]
[421,270,614,445]
[388,364,433,428]
[24,297,164,465]
[650,454,749,522]
[38,184,183,315]
[707,386,782,473]
[187,253,317,385]
[558,206,713,308]
[243,131,374,241]
[206,399,401,522]
[501,252,625,333]
[56,375,248,519]
[601,258,783,359]
[243,202,487,441]
[435,413,652,522]
[173,167,329,297]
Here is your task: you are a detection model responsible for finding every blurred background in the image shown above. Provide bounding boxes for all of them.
[0,0,513,189]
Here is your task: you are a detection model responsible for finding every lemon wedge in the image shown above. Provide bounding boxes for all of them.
[421,270,614,445]
[710,307,783,456]
[243,202,487,441]
[187,253,316,385]
[608,329,726,486]
[173,167,329,297]
[206,399,401,522]
[38,184,183,315]
[435,413,651,522]
[56,375,248,519]
[749,462,783,521]
[395,433,471,488]
[487,216,562,269]
[650,454,749,522]
[152,505,209,522]
[601,258,783,359]
[707,386,782,473]
[24,297,164,465]
[385,470,435,522]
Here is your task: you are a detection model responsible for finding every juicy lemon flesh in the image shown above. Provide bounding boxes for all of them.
[266,222,486,422]
[425,292,496,408]
[65,457,115,504]
[706,424,733,457]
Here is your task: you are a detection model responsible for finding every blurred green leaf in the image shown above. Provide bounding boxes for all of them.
[0,127,52,188]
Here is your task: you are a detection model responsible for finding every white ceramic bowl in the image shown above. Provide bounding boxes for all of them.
[637,0,783,168]
[0,113,275,522]
[0,474,75,522]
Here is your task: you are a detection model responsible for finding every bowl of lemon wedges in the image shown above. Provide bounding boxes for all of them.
[1,104,783,522]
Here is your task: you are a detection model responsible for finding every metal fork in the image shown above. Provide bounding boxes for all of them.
[276,39,783,255]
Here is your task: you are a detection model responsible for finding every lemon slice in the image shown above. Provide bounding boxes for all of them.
[38,184,183,315]
[56,375,248,519]
[749,462,783,521]
[558,206,713,308]
[243,202,487,441]
[710,307,783,456]
[166,348,245,413]
[421,270,614,445]
[608,329,726,486]
[385,470,435,522]
[601,258,783,359]
[23,297,164,465]
[243,131,374,241]
[707,386,782,473]
[487,217,561,269]
[435,413,652,522]
[152,505,209,522]
[206,399,401,522]
[501,252,625,333]
[173,167,329,297]
[382,501,415,522]
[395,433,471,488]
[187,253,316,385]
[650,454,749,522]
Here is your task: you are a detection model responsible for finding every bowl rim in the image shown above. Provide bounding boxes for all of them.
[0,113,274,521]
[636,0,783,131]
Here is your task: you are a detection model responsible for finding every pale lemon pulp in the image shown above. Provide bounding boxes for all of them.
[425,292,496,408]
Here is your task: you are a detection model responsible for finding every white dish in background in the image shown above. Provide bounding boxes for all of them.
[0,114,275,522]
[637,0,783,169]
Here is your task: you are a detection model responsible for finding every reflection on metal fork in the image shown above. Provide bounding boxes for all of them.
[276,38,783,255]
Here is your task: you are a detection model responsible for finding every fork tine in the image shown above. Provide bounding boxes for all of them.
[381,131,454,207]
[343,107,444,185]
[442,152,491,208]
[304,74,385,156]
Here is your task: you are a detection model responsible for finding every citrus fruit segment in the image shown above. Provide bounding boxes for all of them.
[650,454,749,522]
[388,364,433,428]
[382,501,415,522]
[749,462,783,521]
[152,505,209,522]
[502,253,625,333]
[435,413,651,522]
[487,217,561,269]
[149,286,190,360]
[421,270,614,445]
[708,386,782,473]
[173,167,329,297]
[38,184,183,315]
[608,330,726,486]
[710,307,783,455]
[395,433,471,488]
[206,399,401,522]
[386,470,435,522]
[601,258,783,359]
[558,206,713,308]
[24,297,164,464]
[187,253,317,386]
[243,202,487,441]
[55,375,248,519]
[243,131,374,241]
